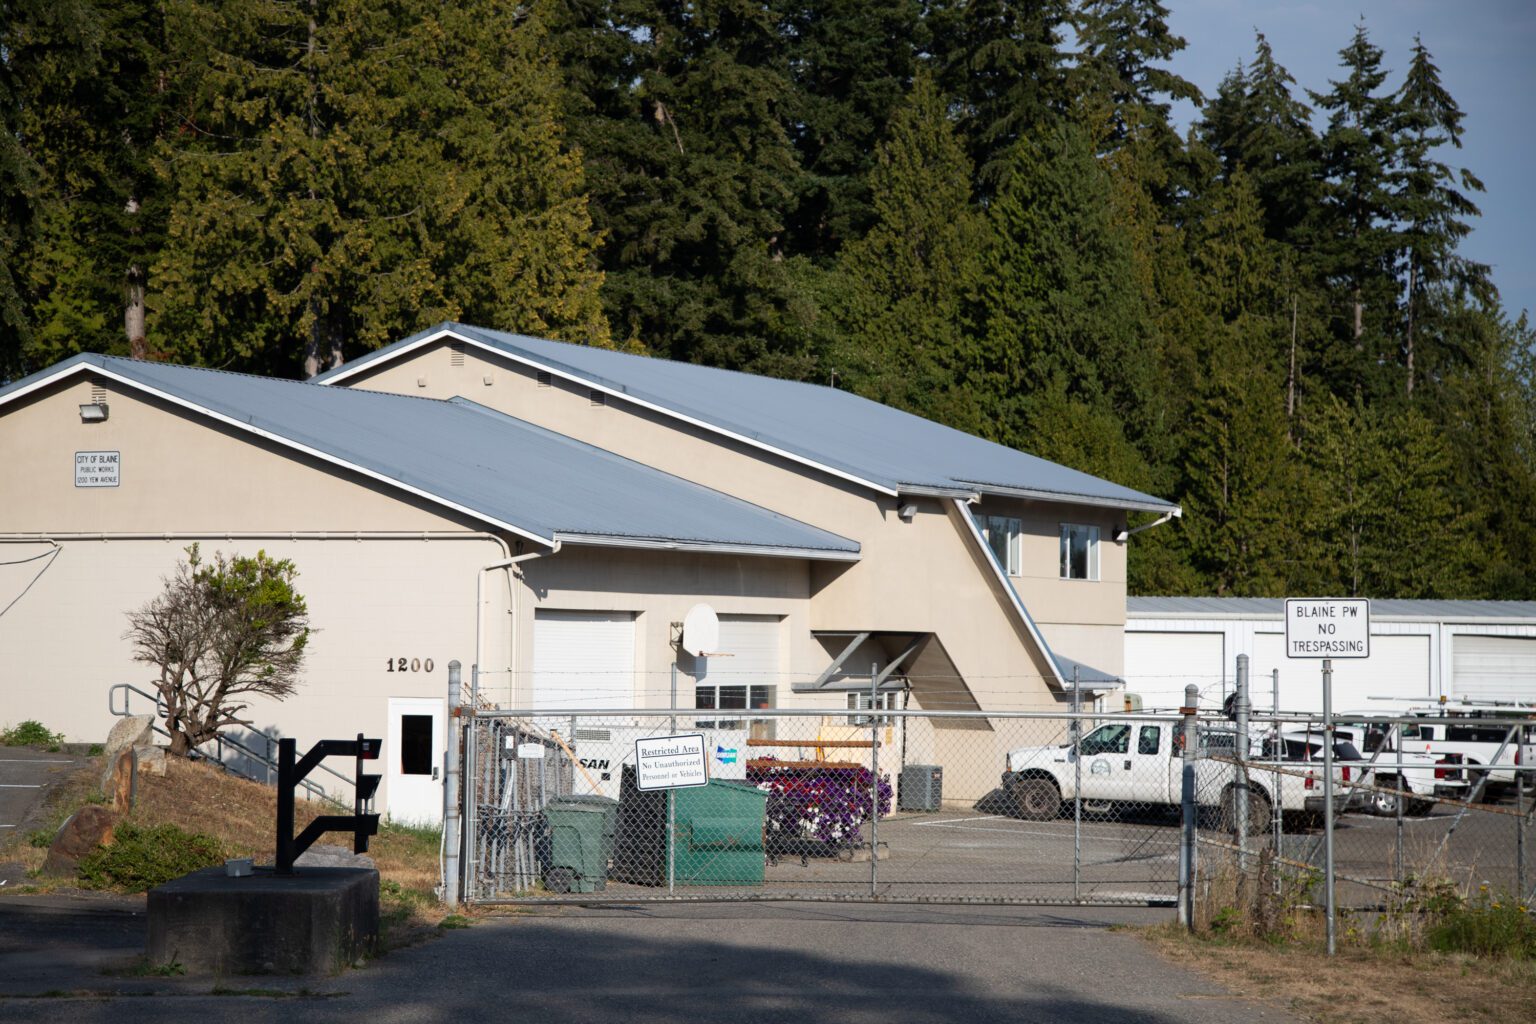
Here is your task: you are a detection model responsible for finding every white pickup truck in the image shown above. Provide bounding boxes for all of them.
[1002,720,1347,832]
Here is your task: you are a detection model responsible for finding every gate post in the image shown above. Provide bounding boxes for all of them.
[1234,655,1250,872]
[870,664,880,899]
[444,660,462,905]
[1178,684,1198,931]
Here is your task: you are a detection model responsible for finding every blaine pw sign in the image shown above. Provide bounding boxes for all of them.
[1285,599,1371,659]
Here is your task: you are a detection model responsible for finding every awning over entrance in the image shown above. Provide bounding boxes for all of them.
[797,631,981,712]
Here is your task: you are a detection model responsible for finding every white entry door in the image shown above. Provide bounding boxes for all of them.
[386,697,444,826]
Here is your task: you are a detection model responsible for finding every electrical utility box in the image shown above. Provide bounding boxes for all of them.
[898,764,943,812]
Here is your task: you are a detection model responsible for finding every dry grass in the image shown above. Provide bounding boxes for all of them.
[3,755,457,943]
[1148,845,1536,1023]
[0,755,106,872]
[1147,927,1536,1024]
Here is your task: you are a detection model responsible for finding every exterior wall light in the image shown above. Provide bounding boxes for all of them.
[79,402,109,423]
[898,503,918,521]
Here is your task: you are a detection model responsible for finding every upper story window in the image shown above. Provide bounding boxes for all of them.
[1059,524,1100,581]
[980,515,1022,576]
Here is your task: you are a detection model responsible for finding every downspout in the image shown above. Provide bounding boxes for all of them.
[1114,508,1181,543]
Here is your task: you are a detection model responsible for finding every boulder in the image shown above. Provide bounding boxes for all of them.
[294,844,376,870]
[42,805,119,878]
[134,745,168,777]
[103,715,154,764]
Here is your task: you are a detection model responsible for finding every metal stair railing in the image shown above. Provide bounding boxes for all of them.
[108,682,352,808]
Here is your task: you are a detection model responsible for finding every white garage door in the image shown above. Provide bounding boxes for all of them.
[532,610,636,710]
[1453,636,1536,703]
[1252,632,1431,713]
[696,615,781,705]
[1124,632,1224,710]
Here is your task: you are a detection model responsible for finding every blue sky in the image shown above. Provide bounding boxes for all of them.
[1162,0,1536,323]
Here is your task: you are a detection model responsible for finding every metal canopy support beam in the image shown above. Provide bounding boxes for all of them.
[874,635,926,687]
[808,632,871,689]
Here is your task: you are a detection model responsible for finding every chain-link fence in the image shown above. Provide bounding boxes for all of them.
[455,705,1238,906]
[1194,712,1535,932]
[446,701,1534,916]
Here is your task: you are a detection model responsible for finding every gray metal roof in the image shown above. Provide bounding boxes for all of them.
[1128,597,1536,622]
[315,323,1178,513]
[0,354,861,559]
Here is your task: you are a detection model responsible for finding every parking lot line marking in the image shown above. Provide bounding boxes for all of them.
[911,815,1006,827]
[0,784,43,789]
[0,759,73,764]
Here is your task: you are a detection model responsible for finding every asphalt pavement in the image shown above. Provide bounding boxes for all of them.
[0,898,1301,1023]
[0,747,79,885]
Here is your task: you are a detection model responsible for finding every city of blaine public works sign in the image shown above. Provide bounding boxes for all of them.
[1285,598,1371,659]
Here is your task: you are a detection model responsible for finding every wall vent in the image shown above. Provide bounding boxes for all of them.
[90,379,107,404]
[589,390,605,407]
[537,371,552,388]
[449,342,466,367]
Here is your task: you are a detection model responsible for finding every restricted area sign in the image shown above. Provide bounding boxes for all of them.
[1285,598,1371,659]
[634,733,709,791]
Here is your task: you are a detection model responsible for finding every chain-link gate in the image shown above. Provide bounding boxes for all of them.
[1193,713,1535,923]
[456,707,1227,906]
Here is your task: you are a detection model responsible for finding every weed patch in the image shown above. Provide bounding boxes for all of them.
[78,822,225,891]
[0,720,63,749]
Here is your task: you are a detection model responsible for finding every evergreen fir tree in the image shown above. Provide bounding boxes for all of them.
[1394,35,1490,395]
[927,0,1072,197]
[1308,24,1402,396]
[779,0,926,260]
[822,74,983,425]
[153,0,607,376]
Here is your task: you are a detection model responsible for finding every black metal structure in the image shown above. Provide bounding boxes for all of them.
[276,733,382,874]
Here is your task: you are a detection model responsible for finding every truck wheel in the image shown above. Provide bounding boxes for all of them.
[1370,777,1402,817]
[1220,788,1270,836]
[1012,778,1061,820]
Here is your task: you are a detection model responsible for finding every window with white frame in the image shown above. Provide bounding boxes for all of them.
[847,690,898,726]
[1059,524,1100,580]
[980,515,1022,576]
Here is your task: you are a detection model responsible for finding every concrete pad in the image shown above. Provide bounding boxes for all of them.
[147,866,378,975]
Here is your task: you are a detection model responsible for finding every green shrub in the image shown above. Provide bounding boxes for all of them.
[0,720,64,747]
[78,822,226,891]
[1427,887,1536,960]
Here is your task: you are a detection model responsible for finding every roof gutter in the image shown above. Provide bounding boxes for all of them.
[552,532,860,563]
[950,498,1068,691]
[955,480,1179,516]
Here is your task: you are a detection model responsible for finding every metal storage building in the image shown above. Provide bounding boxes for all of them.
[1124,597,1536,713]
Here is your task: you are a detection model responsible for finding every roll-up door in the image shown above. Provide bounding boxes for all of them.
[695,616,781,728]
[1453,636,1536,703]
[1124,632,1224,710]
[1253,632,1430,713]
[532,610,636,710]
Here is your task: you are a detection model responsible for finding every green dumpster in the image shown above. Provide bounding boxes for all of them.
[543,795,618,893]
[673,781,768,886]
[611,770,768,887]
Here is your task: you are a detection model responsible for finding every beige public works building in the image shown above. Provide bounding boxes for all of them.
[0,324,1179,821]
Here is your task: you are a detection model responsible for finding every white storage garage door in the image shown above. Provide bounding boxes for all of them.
[1252,632,1431,713]
[1124,632,1225,710]
[1453,636,1536,703]
[696,615,781,707]
[532,610,636,710]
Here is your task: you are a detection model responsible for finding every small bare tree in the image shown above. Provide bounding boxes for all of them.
[124,545,312,756]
